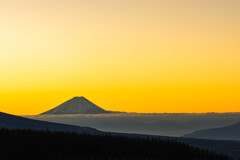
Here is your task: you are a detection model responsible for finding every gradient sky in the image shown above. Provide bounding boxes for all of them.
[0,0,240,115]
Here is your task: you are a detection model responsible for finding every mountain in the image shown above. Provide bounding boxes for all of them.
[41,97,109,115]
[183,121,240,141]
[0,112,101,134]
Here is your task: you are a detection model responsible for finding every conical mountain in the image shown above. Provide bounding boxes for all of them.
[41,97,109,115]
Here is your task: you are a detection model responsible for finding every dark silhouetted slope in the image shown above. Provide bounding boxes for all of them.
[183,121,240,141]
[0,112,100,134]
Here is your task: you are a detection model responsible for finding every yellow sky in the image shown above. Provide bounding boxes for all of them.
[0,0,240,115]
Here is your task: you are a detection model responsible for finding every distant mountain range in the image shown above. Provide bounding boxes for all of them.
[41,97,118,115]
[0,112,100,134]
[37,97,240,141]
[8,96,240,137]
[183,121,240,141]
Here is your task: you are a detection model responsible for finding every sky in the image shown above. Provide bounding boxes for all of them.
[0,0,240,115]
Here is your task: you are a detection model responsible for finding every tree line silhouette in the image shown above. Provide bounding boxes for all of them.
[0,128,232,160]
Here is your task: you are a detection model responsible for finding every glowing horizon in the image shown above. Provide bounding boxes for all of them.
[1,0,240,115]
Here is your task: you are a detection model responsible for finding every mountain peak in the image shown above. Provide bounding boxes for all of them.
[71,96,85,100]
[41,97,108,115]
[73,96,84,98]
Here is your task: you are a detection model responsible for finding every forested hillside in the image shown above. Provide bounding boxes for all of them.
[0,128,232,160]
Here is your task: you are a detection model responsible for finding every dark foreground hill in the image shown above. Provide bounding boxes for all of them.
[0,112,100,134]
[0,129,232,160]
[183,121,240,141]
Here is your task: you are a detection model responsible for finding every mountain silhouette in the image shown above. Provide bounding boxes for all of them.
[183,121,240,140]
[41,97,109,115]
[0,112,100,134]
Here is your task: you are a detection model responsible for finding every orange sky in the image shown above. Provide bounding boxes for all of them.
[0,0,240,115]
